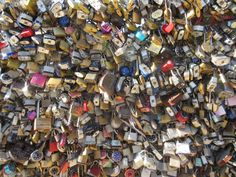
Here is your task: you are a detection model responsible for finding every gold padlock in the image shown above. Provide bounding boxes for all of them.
[78,3,90,14]
[94,12,106,22]
[101,33,112,41]
[122,8,129,20]
[51,153,60,162]
[200,63,213,74]
[53,27,66,37]
[186,8,195,19]
[198,82,205,95]
[76,78,87,88]
[40,160,53,168]
[27,62,40,72]
[46,78,63,89]
[98,115,109,125]
[126,21,137,31]
[182,0,191,9]
[132,8,141,24]
[32,131,40,143]
[86,84,95,93]
[107,3,115,14]
[76,32,90,49]
[34,118,52,132]
[80,59,91,68]
[100,101,110,110]
[7,59,20,69]
[20,0,37,15]
[105,60,115,70]
[78,155,88,164]
[146,19,158,30]
[83,23,98,33]
[59,40,70,53]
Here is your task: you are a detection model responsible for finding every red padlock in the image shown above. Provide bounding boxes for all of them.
[175,111,188,123]
[161,60,174,73]
[83,100,88,112]
[76,104,83,116]
[125,169,135,177]
[87,162,101,177]
[18,28,34,38]
[162,22,174,33]
[162,8,174,33]
[49,141,58,153]
[60,161,69,174]
[0,41,8,50]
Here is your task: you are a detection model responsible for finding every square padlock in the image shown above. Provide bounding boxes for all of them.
[18,13,33,27]
[43,34,56,45]
[30,73,47,88]
[34,118,51,132]
[84,73,97,84]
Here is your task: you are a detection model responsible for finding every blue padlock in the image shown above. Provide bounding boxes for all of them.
[120,66,132,76]
[226,108,236,121]
[58,16,70,27]
[139,64,151,78]
[3,164,16,176]
[111,151,122,162]
[135,30,148,41]
[192,58,201,64]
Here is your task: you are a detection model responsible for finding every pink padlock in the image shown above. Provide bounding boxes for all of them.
[30,73,47,88]
[101,22,112,34]
[27,111,36,121]
[65,26,75,35]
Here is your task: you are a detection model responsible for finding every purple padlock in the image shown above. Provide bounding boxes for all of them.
[101,22,112,34]
[27,111,36,121]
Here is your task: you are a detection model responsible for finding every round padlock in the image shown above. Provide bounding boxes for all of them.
[146,134,158,143]
[120,66,132,76]
[30,150,44,162]
[0,73,13,85]
[110,165,121,177]
[49,166,60,176]
[111,151,122,162]
[125,168,135,177]
[88,162,101,177]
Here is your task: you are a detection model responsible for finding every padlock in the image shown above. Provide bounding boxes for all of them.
[17,13,33,27]
[207,75,218,93]
[211,53,231,66]
[43,34,56,45]
[30,73,47,88]
[124,128,138,142]
[133,151,145,169]
[162,8,175,33]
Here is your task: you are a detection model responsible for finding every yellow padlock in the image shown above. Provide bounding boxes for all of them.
[83,23,98,33]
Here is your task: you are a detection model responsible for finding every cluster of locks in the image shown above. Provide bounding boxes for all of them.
[0,0,236,176]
